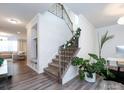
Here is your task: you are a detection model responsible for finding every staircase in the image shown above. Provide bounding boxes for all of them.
[44,47,78,79]
[44,3,81,84]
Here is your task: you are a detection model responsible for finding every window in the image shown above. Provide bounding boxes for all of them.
[0,36,17,52]
[116,46,124,57]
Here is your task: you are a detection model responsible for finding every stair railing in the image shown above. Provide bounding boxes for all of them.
[58,28,81,83]
[48,3,74,34]
[48,3,81,83]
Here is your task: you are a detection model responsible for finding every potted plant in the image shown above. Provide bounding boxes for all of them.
[88,53,115,79]
[0,58,4,66]
[72,54,114,82]
[72,56,99,82]
[72,31,115,82]
[84,63,97,82]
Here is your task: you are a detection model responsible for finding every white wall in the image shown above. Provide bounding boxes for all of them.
[38,12,73,73]
[62,14,98,84]
[96,24,124,58]
[77,15,98,58]
[62,65,78,84]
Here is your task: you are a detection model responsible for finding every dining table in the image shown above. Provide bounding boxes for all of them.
[107,57,124,72]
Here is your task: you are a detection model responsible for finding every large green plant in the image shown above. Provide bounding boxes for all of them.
[72,31,114,80]
[72,53,115,80]
[99,31,114,58]
[88,53,115,79]
[72,57,89,80]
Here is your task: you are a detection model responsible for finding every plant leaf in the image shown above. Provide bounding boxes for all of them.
[88,53,98,60]
[72,57,84,66]
[100,31,114,50]
[79,70,85,80]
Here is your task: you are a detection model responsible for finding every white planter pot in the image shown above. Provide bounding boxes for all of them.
[84,72,96,83]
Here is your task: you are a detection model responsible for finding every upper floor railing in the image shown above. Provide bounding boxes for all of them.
[48,3,73,34]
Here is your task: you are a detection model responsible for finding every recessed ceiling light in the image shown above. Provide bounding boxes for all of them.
[7,18,21,24]
[17,32,21,34]
[117,16,124,25]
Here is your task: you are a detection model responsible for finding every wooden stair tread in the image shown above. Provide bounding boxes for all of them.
[60,51,74,55]
[56,55,72,58]
[52,58,70,64]
[61,47,77,50]
[44,67,58,77]
[61,48,77,50]
[49,62,59,68]
[49,62,67,68]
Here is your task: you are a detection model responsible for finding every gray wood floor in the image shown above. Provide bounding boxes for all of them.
[0,60,124,90]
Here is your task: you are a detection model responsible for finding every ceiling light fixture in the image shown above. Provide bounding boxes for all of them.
[17,32,21,34]
[117,16,124,25]
[7,18,20,24]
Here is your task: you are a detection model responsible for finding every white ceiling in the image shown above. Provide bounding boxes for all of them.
[0,3,52,39]
[0,3,124,38]
[65,3,124,28]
